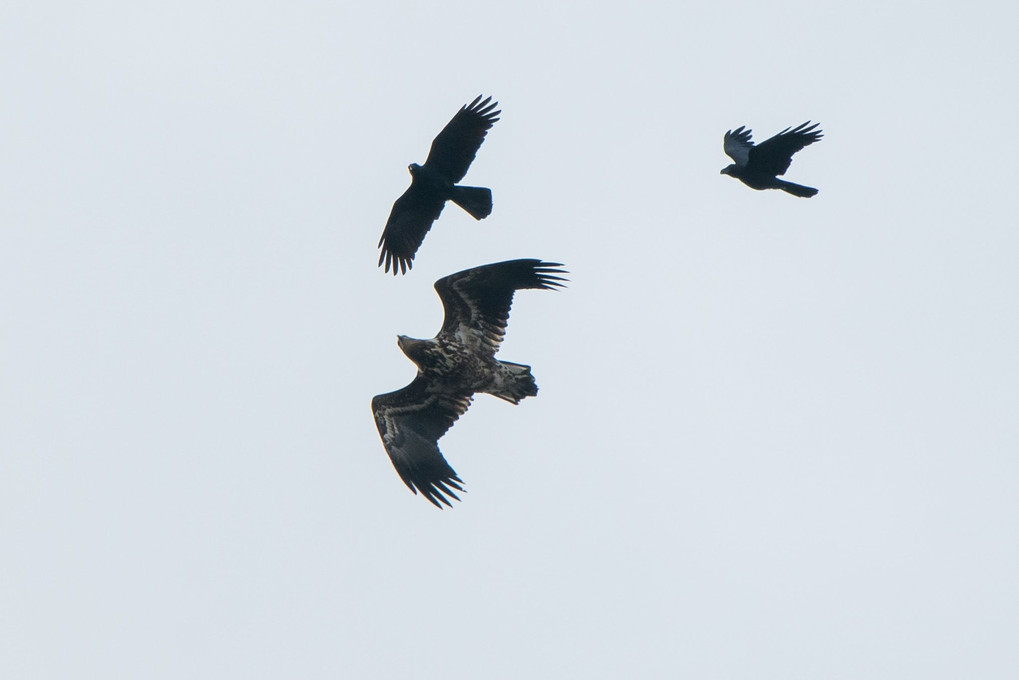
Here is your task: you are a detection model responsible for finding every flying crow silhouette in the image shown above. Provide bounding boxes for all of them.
[378,95,501,274]
[720,121,823,198]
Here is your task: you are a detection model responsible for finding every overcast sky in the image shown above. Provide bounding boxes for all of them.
[2,1,1018,678]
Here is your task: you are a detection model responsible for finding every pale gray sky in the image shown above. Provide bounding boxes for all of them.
[2,1,1018,678]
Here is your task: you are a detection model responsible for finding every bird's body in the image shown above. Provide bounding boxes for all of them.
[397,334,538,404]
[720,121,823,198]
[378,95,501,274]
[372,259,567,507]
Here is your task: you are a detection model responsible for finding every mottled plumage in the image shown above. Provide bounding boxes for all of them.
[378,95,501,274]
[371,259,567,507]
[720,121,823,197]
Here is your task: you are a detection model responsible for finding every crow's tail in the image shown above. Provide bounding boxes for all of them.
[450,185,493,220]
[776,180,818,198]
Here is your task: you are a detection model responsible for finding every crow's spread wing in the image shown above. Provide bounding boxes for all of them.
[423,95,501,183]
[750,121,822,176]
[372,377,474,508]
[723,126,754,167]
[435,259,567,356]
[377,183,446,275]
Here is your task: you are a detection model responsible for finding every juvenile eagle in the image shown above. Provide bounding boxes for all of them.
[378,95,501,275]
[720,121,823,198]
[371,259,567,507]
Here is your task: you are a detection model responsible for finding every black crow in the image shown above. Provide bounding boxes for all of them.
[377,95,501,274]
[371,259,567,507]
[720,121,823,198]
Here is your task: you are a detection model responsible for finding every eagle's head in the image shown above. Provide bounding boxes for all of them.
[397,335,431,366]
[720,164,736,177]
[407,163,422,176]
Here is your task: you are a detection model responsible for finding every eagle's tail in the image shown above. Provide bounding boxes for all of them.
[489,361,538,405]
[776,179,818,198]
[450,185,493,220]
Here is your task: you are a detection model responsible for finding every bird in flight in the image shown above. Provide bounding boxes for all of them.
[377,95,501,274]
[371,259,567,507]
[720,121,823,197]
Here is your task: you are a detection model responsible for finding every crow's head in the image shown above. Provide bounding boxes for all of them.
[720,164,737,177]
[407,162,422,176]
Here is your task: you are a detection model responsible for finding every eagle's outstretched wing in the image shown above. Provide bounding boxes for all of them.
[435,259,567,357]
[424,95,501,183]
[723,126,754,167]
[750,121,823,176]
[372,377,473,508]
[377,183,446,275]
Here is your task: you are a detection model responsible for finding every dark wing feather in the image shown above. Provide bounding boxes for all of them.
[423,95,501,183]
[723,126,754,167]
[435,259,567,357]
[377,182,447,275]
[372,377,473,508]
[749,121,823,176]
